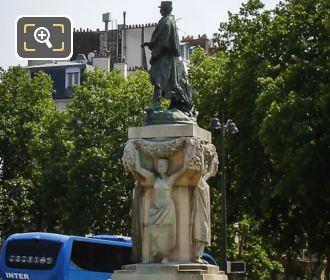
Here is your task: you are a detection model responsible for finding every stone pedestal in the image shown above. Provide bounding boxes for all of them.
[112,263,228,280]
[118,123,227,280]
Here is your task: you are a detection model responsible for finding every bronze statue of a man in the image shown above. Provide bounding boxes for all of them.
[142,1,180,111]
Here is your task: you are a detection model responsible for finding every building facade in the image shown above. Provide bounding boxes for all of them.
[27,60,94,110]
[73,23,156,72]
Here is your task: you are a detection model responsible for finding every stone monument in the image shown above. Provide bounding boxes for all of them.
[112,2,228,279]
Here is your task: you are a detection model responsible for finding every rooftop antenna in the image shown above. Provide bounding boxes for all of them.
[123,11,127,63]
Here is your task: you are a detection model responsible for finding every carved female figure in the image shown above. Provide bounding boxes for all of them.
[133,150,188,263]
[190,147,218,263]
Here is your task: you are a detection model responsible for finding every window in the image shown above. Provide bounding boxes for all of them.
[70,241,132,273]
[66,72,79,88]
[5,239,62,270]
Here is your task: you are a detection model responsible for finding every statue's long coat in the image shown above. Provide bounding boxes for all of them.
[149,14,180,96]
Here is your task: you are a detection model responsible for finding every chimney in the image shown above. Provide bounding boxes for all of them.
[103,13,111,31]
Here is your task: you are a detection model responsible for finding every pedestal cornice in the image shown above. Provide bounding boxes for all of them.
[128,124,212,143]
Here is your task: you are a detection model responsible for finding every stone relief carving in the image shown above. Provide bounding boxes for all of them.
[122,137,218,264]
[123,137,204,171]
[191,143,218,263]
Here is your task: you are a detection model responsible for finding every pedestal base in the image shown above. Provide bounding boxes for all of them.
[112,263,228,280]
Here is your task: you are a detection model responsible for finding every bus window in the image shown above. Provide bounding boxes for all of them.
[70,240,132,273]
[5,239,62,270]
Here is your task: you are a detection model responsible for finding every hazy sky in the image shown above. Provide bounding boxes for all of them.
[0,0,281,68]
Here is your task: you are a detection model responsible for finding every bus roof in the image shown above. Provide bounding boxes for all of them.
[4,233,132,247]
[91,235,131,243]
[6,232,70,243]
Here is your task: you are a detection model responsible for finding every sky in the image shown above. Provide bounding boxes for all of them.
[0,0,281,69]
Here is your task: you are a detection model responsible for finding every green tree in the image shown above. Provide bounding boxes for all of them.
[29,109,72,232]
[190,0,330,278]
[0,67,55,238]
[228,215,282,280]
[27,69,153,236]
[255,0,330,276]
[62,69,152,235]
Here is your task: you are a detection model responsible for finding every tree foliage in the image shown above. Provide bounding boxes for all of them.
[63,69,152,235]
[0,67,152,239]
[0,67,55,238]
[190,0,330,278]
[29,69,152,235]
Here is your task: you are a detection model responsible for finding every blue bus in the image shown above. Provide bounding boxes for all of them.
[0,232,217,280]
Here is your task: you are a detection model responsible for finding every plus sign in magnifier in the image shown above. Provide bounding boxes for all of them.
[34,26,53,48]
[17,16,72,59]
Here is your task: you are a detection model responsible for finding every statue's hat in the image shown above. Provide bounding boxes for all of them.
[159,1,172,9]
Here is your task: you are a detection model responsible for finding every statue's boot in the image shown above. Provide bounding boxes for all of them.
[151,88,162,111]
[144,88,163,111]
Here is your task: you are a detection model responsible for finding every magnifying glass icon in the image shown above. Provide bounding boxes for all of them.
[34,27,53,48]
